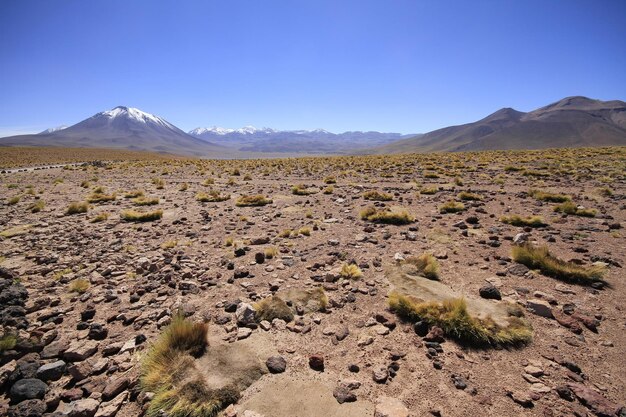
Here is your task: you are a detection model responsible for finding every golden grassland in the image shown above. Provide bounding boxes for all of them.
[0,146,185,169]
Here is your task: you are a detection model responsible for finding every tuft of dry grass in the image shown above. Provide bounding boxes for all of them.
[196,190,230,202]
[363,190,393,201]
[124,190,145,198]
[121,209,163,222]
[403,253,440,280]
[87,191,116,203]
[500,215,547,227]
[512,244,606,285]
[457,191,481,201]
[8,195,20,205]
[553,201,597,217]
[360,206,414,225]
[419,186,438,195]
[340,263,363,279]
[388,293,532,346]
[90,212,109,223]
[66,201,89,215]
[133,197,160,206]
[235,195,272,207]
[291,184,316,195]
[140,313,225,417]
[254,296,294,322]
[264,247,278,258]
[528,189,570,203]
[68,278,90,294]
[439,200,465,213]
[29,200,45,213]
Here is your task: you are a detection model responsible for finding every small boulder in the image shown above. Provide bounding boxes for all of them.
[266,356,286,374]
[9,378,48,403]
[479,284,501,300]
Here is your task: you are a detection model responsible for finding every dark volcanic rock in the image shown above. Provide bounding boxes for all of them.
[9,378,48,403]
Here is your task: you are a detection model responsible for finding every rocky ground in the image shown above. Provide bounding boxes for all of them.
[0,147,625,417]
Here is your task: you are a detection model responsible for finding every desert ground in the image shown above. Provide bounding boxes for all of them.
[0,147,625,417]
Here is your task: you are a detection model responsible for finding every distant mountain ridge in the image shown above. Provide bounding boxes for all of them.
[187,126,415,153]
[370,96,626,154]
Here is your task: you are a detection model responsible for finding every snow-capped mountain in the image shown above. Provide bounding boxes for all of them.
[0,106,223,157]
[188,126,414,153]
[39,125,68,134]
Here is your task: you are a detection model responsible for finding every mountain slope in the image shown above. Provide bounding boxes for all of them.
[372,96,626,154]
[0,106,224,157]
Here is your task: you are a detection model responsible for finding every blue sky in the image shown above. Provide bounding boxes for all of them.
[1,0,625,136]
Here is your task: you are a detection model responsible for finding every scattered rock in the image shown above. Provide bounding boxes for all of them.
[374,396,409,417]
[9,378,48,402]
[265,356,286,374]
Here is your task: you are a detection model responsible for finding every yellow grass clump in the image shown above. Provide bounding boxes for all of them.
[360,206,414,225]
[388,293,532,346]
[512,244,606,285]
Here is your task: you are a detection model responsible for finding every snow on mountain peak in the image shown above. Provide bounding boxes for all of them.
[40,125,68,134]
[101,106,175,129]
[189,126,235,135]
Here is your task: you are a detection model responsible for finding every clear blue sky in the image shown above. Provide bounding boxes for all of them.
[1,0,625,136]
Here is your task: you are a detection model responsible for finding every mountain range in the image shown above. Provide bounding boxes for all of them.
[0,96,624,157]
[370,96,626,153]
[188,126,414,153]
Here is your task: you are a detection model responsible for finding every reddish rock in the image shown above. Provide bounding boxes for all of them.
[553,310,583,334]
[568,383,622,417]
[423,326,445,343]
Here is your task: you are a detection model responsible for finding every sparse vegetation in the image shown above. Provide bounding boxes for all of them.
[529,189,570,202]
[0,333,17,353]
[439,200,465,213]
[68,278,90,294]
[360,206,414,224]
[29,199,45,213]
[403,253,440,280]
[90,212,109,223]
[388,293,532,346]
[140,313,225,417]
[66,201,89,215]
[7,195,20,205]
[363,190,393,201]
[235,194,272,207]
[124,190,145,198]
[152,178,165,189]
[121,209,163,222]
[291,184,316,195]
[512,244,606,285]
[133,197,160,206]
[87,191,116,203]
[419,186,438,195]
[553,201,597,217]
[196,190,230,202]
[254,296,294,322]
[340,263,363,279]
[457,191,481,201]
[500,215,547,227]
